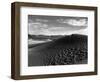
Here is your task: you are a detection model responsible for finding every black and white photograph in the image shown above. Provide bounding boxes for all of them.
[11,2,97,79]
[28,15,88,66]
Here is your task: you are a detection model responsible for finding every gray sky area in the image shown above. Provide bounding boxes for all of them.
[28,15,88,35]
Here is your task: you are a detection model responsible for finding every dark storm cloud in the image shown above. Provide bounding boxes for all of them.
[28,15,88,35]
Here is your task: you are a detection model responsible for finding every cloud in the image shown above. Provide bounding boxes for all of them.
[35,19,49,22]
[57,19,68,23]
[67,28,88,35]
[28,15,88,35]
[29,22,88,35]
[46,27,88,35]
[57,18,87,27]
[28,22,49,35]
[28,22,48,29]
[67,19,87,26]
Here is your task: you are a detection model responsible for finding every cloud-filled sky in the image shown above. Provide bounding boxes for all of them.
[28,15,88,35]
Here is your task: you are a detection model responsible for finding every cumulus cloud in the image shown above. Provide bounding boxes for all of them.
[29,22,48,29]
[57,18,87,27]
[67,19,87,26]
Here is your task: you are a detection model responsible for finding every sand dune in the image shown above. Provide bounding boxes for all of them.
[28,34,88,66]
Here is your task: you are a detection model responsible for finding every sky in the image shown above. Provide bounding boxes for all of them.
[28,15,88,35]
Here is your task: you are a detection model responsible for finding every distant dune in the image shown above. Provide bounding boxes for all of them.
[28,34,65,41]
[28,34,88,66]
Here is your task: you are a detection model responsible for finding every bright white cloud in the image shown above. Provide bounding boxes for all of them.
[57,19,68,23]
[68,28,88,35]
[29,22,48,29]
[67,19,87,26]
[29,22,88,35]
[57,19,87,26]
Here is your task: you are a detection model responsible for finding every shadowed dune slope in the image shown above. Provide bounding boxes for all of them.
[28,34,88,66]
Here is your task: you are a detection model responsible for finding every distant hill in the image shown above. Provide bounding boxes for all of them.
[28,34,65,41]
[28,34,88,66]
